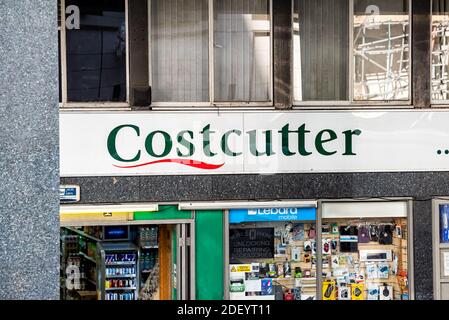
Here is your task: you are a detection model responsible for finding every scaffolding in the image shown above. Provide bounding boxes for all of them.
[432,18,449,101]
[353,16,409,101]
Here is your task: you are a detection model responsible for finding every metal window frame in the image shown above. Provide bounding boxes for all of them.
[59,0,131,109]
[430,1,449,106]
[292,0,413,108]
[147,0,274,108]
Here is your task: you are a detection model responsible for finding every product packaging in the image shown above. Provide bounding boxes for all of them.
[322,280,336,300]
[351,283,364,300]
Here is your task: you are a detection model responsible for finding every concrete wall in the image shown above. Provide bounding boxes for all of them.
[0,0,60,299]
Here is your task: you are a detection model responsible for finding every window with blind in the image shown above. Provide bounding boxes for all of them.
[213,0,271,102]
[293,0,410,104]
[150,0,210,103]
[150,0,272,105]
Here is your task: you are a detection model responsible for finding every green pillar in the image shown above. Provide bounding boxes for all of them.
[195,211,224,300]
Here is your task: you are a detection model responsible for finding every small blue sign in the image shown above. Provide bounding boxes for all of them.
[229,207,316,223]
[60,185,80,203]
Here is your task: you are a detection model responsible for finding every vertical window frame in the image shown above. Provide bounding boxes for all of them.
[59,0,131,109]
[292,0,413,109]
[148,0,274,109]
[430,0,449,106]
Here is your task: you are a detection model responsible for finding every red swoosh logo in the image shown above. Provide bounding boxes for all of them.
[113,159,225,170]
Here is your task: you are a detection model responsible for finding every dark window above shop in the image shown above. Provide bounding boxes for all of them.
[60,0,127,105]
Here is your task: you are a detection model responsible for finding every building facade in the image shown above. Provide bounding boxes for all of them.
[4,0,449,300]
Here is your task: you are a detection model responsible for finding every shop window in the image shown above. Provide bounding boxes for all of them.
[228,207,318,300]
[150,0,273,106]
[226,202,411,301]
[320,201,411,300]
[293,0,410,105]
[60,224,180,300]
[432,1,449,103]
[433,201,449,299]
[60,0,128,105]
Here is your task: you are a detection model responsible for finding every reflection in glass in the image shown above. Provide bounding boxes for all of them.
[66,0,127,102]
[353,0,409,101]
[151,0,209,102]
[213,0,271,102]
[432,2,449,101]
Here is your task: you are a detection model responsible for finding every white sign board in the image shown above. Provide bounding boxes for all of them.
[60,111,449,177]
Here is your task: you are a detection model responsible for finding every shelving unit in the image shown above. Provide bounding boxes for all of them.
[97,242,140,301]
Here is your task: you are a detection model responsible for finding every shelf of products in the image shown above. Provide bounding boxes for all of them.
[97,244,140,301]
[64,227,102,242]
[229,222,317,300]
[228,216,409,300]
[137,226,159,292]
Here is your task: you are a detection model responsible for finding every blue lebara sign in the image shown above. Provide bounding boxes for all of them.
[229,207,316,223]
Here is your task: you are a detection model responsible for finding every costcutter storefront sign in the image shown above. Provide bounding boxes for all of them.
[60,110,449,176]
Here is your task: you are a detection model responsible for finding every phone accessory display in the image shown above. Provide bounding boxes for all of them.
[331,224,339,234]
[378,263,389,279]
[267,263,278,278]
[358,225,370,243]
[322,224,331,234]
[379,284,393,300]
[331,256,340,268]
[351,283,364,300]
[303,253,311,263]
[261,279,273,296]
[331,240,338,251]
[366,263,379,279]
[369,224,379,242]
[292,224,305,241]
[367,284,379,300]
[308,227,316,239]
[339,226,358,252]
[322,280,336,300]
[322,239,331,254]
[378,225,393,245]
[304,241,312,252]
[338,284,351,300]
[291,247,301,262]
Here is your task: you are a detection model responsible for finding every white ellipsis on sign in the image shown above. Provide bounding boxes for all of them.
[60,110,449,177]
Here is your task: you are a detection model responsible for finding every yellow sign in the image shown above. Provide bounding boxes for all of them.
[230,265,251,273]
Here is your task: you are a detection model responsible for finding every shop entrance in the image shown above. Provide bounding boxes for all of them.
[59,204,194,300]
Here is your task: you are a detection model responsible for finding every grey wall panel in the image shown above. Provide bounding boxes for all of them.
[0,0,60,300]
